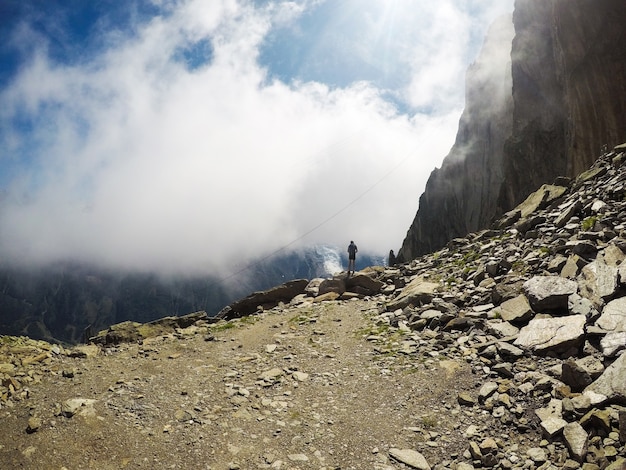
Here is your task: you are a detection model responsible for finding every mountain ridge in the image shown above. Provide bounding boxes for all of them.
[398,0,626,262]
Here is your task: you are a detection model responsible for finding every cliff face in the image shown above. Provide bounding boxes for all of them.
[398,0,626,262]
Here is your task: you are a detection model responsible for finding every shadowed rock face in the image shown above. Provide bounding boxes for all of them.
[398,0,626,262]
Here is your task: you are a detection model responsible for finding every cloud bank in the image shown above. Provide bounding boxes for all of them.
[0,0,513,275]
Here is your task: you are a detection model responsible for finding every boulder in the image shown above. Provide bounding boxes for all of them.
[514,314,586,355]
[595,297,626,332]
[600,332,626,357]
[584,352,626,405]
[318,278,346,296]
[387,277,439,310]
[579,256,619,302]
[523,276,578,312]
[499,294,534,323]
[563,422,588,463]
[218,279,309,319]
[345,273,384,296]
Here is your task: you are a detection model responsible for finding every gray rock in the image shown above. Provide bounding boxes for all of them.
[218,279,309,319]
[568,293,598,319]
[318,278,346,296]
[595,297,626,332]
[563,422,588,462]
[479,382,499,402]
[345,273,384,295]
[499,294,534,323]
[561,358,594,392]
[388,448,431,470]
[584,352,626,405]
[387,277,439,310]
[601,332,626,357]
[539,415,567,438]
[526,446,548,463]
[561,255,583,279]
[523,276,578,312]
[514,314,586,355]
[496,342,524,360]
[579,256,619,302]
[485,319,519,338]
[61,398,96,418]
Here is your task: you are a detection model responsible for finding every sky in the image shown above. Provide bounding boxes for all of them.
[0,0,514,276]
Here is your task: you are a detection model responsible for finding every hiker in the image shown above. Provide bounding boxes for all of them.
[347,240,358,275]
[388,249,396,267]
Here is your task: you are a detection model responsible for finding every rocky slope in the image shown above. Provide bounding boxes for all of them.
[398,0,626,262]
[2,144,626,468]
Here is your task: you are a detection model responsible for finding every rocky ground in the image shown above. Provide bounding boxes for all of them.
[0,298,525,470]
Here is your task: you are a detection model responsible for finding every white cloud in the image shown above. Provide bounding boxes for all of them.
[0,0,513,275]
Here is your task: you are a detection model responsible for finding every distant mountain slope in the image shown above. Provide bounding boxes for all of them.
[0,245,384,343]
[398,0,626,262]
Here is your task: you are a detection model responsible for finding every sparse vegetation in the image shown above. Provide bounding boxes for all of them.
[581,216,598,231]
[421,415,438,428]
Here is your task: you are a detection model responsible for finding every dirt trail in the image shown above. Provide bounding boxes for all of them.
[0,300,485,469]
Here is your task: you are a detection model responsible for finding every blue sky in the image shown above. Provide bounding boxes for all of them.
[0,0,514,275]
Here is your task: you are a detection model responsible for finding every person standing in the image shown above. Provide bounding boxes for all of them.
[347,240,358,275]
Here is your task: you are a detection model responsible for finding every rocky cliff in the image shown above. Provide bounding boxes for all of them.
[398,0,626,262]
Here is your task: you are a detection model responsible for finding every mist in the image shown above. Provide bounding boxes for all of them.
[0,0,514,277]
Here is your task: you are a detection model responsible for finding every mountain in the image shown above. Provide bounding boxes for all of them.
[398,0,626,262]
[0,245,384,344]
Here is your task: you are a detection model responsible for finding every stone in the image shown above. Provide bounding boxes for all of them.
[495,342,524,362]
[514,314,586,355]
[540,416,567,438]
[561,358,594,392]
[563,422,588,463]
[499,294,534,323]
[478,382,499,402]
[388,448,431,470]
[292,371,309,382]
[600,332,626,357]
[217,279,309,319]
[595,297,626,332]
[579,256,619,302]
[386,277,439,310]
[458,393,476,406]
[584,352,626,405]
[485,319,519,338]
[568,293,598,318]
[523,276,578,312]
[259,368,284,382]
[479,437,498,455]
[61,398,96,418]
[26,417,42,434]
[526,447,548,463]
[345,273,384,295]
[66,345,100,358]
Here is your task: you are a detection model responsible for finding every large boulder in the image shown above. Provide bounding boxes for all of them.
[217,279,309,319]
[345,273,384,296]
[523,276,578,312]
[514,314,586,355]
